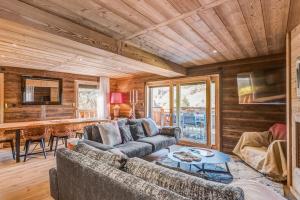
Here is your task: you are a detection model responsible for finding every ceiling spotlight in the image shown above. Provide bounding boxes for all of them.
[117,67,122,70]
[212,50,217,54]
[79,58,82,61]
[0,55,5,58]
[12,43,17,47]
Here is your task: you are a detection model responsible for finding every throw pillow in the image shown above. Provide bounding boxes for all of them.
[91,125,102,143]
[142,118,159,136]
[119,125,133,143]
[98,122,122,146]
[129,123,146,140]
[73,143,126,168]
[269,123,286,140]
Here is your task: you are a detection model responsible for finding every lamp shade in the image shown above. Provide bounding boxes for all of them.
[110,92,123,104]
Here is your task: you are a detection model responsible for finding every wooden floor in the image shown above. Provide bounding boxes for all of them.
[0,145,58,200]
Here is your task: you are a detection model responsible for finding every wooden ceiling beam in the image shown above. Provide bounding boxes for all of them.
[122,0,230,41]
[0,0,186,77]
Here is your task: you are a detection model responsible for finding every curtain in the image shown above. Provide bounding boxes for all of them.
[98,77,110,119]
[25,86,34,102]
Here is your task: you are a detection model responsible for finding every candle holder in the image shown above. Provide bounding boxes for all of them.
[129,89,138,119]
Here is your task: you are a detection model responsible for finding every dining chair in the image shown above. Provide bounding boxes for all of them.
[22,127,47,162]
[0,130,15,160]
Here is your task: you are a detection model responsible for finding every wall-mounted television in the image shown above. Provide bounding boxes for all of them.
[21,76,62,105]
[237,67,285,104]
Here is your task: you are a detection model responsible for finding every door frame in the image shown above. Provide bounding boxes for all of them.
[146,75,220,150]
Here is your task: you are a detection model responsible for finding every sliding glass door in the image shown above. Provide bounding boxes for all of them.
[148,86,170,127]
[179,82,207,144]
[147,76,219,149]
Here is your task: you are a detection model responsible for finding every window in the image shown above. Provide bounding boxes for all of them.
[75,81,99,119]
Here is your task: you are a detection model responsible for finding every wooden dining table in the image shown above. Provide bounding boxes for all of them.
[0,118,110,162]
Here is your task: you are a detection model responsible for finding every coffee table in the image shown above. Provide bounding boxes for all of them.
[167,147,231,174]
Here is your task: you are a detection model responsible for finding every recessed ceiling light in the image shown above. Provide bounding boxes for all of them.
[12,43,17,47]
[212,50,217,54]
[79,58,82,61]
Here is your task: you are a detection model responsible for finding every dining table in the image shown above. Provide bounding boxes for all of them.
[0,118,110,163]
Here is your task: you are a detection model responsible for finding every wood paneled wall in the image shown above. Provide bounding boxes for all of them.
[288,22,300,197]
[111,54,286,153]
[0,66,98,123]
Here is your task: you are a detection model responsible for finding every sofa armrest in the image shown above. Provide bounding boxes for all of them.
[159,126,181,142]
[49,168,59,200]
[79,139,113,151]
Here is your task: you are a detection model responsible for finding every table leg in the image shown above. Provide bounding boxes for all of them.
[15,129,21,163]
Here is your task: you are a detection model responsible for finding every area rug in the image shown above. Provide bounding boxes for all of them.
[155,155,284,196]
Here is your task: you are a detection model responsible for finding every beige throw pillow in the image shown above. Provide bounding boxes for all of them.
[98,121,122,146]
[142,118,159,137]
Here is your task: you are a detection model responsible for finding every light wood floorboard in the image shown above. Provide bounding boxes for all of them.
[0,145,58,200]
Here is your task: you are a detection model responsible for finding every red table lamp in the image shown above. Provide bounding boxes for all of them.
[111,92,123,119]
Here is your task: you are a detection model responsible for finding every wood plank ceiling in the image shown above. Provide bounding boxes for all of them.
[0,0,291,77]
[20,0,291,69]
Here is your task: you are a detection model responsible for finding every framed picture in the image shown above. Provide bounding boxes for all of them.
[297,58,300,97]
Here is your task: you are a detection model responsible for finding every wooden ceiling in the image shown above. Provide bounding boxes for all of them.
[20,0,291,67]
[0,0,292,77]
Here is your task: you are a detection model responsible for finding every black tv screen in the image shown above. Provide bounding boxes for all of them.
[21,76,62,105]
[237,67,285,104]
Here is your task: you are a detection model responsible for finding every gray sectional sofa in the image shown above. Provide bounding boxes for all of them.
[82,118,181,158]
[50,143,244,200]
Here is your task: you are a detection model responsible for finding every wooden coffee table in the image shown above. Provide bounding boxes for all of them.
[167,147,231,174]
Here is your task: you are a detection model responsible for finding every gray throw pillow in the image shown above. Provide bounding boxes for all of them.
[98,122,122,146]
[73,143,126,168]
[129,123,146,140]
[142,118,159,136]
[119,125,133,143]
[91,125,102,143]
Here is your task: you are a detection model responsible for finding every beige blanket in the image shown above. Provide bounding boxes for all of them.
[233,131,287,181]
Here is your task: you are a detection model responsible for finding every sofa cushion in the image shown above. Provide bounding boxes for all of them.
[115,141,153,158]
[73,143,126,168]
[124,157,244,200]
[129,123,146,140]
[92,125,102,143]
[79,140,113,151]
[98,122,122,146]
[142,118,159,136]
[119,125,133,143]
[137,135,176,151]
